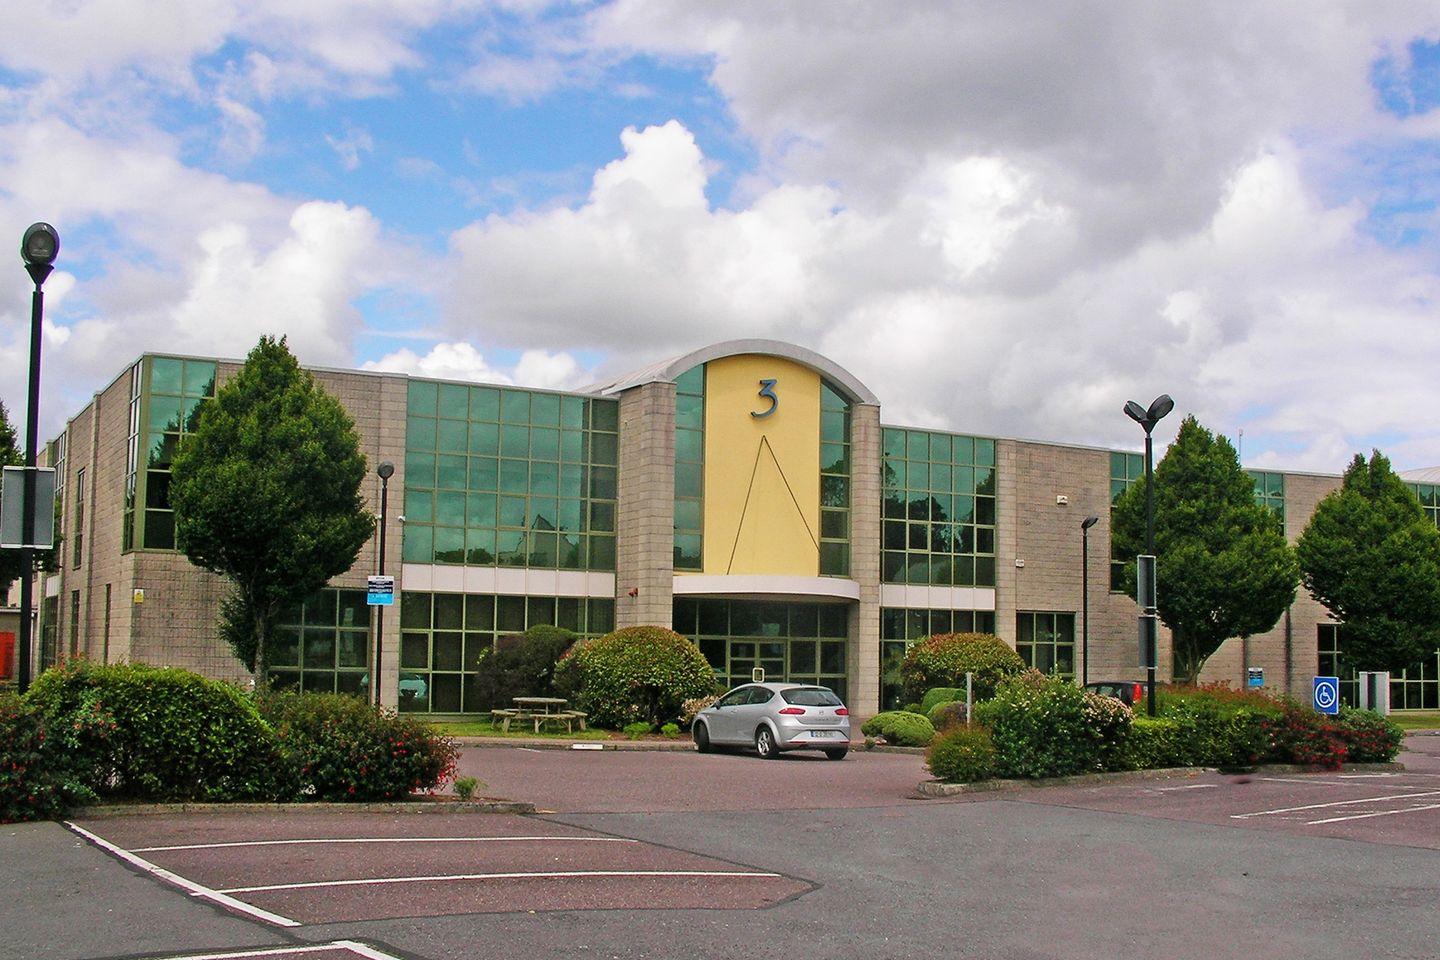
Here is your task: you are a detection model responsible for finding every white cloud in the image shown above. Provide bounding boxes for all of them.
[362,342,588,390]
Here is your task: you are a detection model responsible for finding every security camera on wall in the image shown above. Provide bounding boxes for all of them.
[397,515,406,524]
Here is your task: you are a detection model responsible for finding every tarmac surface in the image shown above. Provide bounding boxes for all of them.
[3,734,1437,960]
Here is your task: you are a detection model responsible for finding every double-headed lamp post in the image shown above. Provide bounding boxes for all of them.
[372,461,394,707]
[1081,514,1100,687]
[17,223,59,693]
[1123,393,1173,717]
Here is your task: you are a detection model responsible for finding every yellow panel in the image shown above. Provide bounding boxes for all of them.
[702,356,821,575]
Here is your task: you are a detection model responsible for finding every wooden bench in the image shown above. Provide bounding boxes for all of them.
[490,709,519,733]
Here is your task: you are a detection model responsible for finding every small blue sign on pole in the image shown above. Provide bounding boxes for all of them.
[1247,667,1264,688]
[367,575,395,606]
[1313,676,1340,715]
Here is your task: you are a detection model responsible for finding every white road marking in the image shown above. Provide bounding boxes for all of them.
[133,942,403,960]
[133,836,637,853]
[1308,802,1440,825]
[64,822,300,928]
[1231,789,1440,819]
[1155,784,1218,792]
[219,869,784,895]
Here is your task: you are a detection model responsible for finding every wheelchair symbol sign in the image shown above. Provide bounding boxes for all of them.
[1313,676,1340,715]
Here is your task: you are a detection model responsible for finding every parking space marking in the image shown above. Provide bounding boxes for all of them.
[145,942,401,960]
[1308,802,1440,825]
[1259,775,1413,787]
[218,869,784,895]
[65,822,301,928]
[1154,784,1218,792]
[1231,789,1440,820]
[132,836,636,853]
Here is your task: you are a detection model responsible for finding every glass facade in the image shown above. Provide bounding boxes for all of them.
[1109,451,1144,590]
[1249,470,1286,525]
[673,598,848,701]
[878,608,997,711]
[122,357,218,552]
[673,365,705,570]
[402,381,619,570]
[1408,482,1440,529]
[1017,611,1076,678]
[1319,622,1439,711]
[819,381,852,576]
[269,588,371,696]
[397,591,614,714]
[881,429,997,587]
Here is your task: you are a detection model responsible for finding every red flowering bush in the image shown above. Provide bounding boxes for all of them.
[256,691,458,802]
[0,693,67,823]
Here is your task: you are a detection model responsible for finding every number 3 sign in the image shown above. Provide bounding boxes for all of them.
[751,378,778,419]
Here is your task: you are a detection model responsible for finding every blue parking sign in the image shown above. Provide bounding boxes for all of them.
[1313,676,1340,715]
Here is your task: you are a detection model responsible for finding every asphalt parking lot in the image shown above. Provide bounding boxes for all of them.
[6,734,1437,960]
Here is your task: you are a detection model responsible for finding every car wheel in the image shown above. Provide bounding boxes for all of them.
[755,726,778,759]
[824,747,848,761]
[693,722,711,753]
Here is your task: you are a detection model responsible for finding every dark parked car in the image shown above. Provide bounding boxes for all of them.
[1083,680,1145,705]
[692,682,852,760]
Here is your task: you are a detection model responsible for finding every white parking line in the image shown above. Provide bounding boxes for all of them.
[218,869,783,895]
[139,942,403,960]
[64,822,300,928]
[1308,802,1440,825]
[1155,784,1218,792]
[1231,789,1440,819]
[133,836,637,853]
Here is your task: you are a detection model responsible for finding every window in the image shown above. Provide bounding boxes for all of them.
[673,598,849,701]
[877,608,996,711]
[881,428,997,587]
[267,588,371,697]
[127,357,216,551]
[1109,451,1144,590]
[394,591,615,713]
[1249,470,1286,526]
[1017,611,1076,678]
[818,380,853,576]
[72,467,85,568]
[673,365,705,570]
[403,382,619,571]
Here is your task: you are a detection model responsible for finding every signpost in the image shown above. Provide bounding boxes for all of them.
[1313,676,1340,715]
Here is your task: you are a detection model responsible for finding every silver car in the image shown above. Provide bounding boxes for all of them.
[692,682,852,760]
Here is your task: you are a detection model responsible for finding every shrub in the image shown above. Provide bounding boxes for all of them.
[256,691,458,801]
[679,695,719,725]
[926,726,997,783]
[1262,702,1348,770]
[975,671,1131,778]
[555,626,716,729]
[453,776,480,800]
[1335,708,1404,763]
[0,694,68,823]
[623,721,652,739]
[859,710,935,747]
[901,633,1024,703]
[927,700,969,731]
[471,624,578,710]
[1114,716,1187,770]
[660,722,681,738]
[25,660,286,802]
[920,687,964,715]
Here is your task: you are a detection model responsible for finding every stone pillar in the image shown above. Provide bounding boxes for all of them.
[616,382,677,628]
[848,402,882,716]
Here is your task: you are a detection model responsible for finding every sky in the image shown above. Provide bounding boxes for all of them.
[2,1,1440,474]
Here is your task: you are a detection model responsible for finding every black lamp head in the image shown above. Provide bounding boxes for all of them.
[21,222,60,267]
[377,461,395,480]
[1123,400,1148,425]
[1147,394,1175,422]
[1082,515,1100,530]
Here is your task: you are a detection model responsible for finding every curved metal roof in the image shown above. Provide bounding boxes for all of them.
[582,339,880,406]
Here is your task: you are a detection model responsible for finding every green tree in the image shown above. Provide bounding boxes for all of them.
[169,336,374,679]
[0,400,22,596]
[1113,416,1298,683]
[1296,451,1440,672]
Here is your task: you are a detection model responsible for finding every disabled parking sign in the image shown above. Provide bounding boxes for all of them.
[1313,676,1340,715]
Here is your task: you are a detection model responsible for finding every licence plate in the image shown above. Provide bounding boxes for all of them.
[804,729,841,738]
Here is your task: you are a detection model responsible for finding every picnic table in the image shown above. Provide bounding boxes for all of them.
[491,697,588,734]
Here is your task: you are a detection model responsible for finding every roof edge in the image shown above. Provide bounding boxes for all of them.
[584,339,880,406]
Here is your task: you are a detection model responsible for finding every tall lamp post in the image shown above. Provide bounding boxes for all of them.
[17,223,59,693]
[1123,393,1173,717]
[1080,514,1099,687]
[372,461,394,707]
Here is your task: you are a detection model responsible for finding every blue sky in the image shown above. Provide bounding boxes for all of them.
[2,2,1440,474]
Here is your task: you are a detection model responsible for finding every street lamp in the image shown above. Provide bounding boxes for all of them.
[16,223,59,693]
[372,461,394,707]
[1081,514,1100,687]
[1123,393,1173,716]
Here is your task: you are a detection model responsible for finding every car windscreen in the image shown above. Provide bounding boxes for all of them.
[780,687,843,707]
